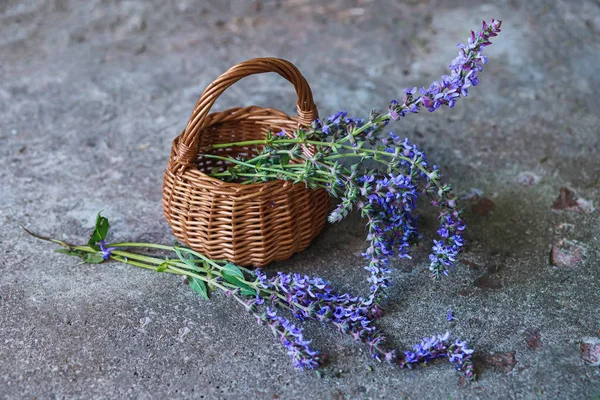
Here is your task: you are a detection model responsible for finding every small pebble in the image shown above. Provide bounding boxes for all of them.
[550,239,586,268]
[551,187,595,214]
[459,187,484,201]
[139,316,151,328]
[517,171,540,186]
[557,223,575,233]
[178,326,191,341]
[580,338,600,366]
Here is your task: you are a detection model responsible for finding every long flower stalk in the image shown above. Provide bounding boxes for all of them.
[24,222,475,378]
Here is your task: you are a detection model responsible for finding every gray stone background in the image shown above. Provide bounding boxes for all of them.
[1,0,599,399]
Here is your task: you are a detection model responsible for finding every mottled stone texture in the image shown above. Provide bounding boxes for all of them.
[1,1,599,399]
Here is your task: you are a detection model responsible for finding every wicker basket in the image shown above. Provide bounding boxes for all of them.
[162,58,331,267]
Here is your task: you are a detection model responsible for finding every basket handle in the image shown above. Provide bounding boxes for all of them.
[174,57,318,168]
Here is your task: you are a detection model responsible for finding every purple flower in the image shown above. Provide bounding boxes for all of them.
[253,269,387,360]
[260,307,322,370]
[447,308,455,322]
[429,206,466,278]
[345,137,464,301]
[328,110,347,125]
[388,19,502,117]
[388,131,401,142]
[202,19,499,375]
[98,240,115,260]
[237,266,476,378]
[397,331,475,379]
[388,100,400,120]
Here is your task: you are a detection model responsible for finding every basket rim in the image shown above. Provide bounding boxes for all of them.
[168,106,319,192]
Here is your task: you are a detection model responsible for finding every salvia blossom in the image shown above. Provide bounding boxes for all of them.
[389,19,502,117]
[258,307,322,369]
[254,269,384,359]
[317,22,503,285]
[399,332,475,379]
[447,308,456,322]
[98,240,115,260]
[247,268,474,378]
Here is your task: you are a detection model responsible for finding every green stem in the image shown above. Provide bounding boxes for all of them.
[335,113,391,146]
[108,254,167,272]
[198,109,444,193]
[24,226,312,314]
[212,168,330,185]
[250,147,440,190]
[109,250,197,269]
[204,138,332,151]
[200,153,302,180]
[108,242,175,251]
[81,241,251,275]
[67,244,236,291]
[202,113,390,152]
[108,254,234,292]
[204,139,430,177]
[100,246,307,311]
[167,265,232,292]
[211,172,288,181]
[199,154,258,169]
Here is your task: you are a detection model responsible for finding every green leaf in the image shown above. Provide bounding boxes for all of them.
[174,247,200,271]
[188,276,209,300]
[156,262,169,273]
[95,213,109,238]
[239,287,257,296]
[82,253,105,264]
[278,154,290,165]
[221,270,242,286]
[221,269,255,296]
[88,212,110,248]
[222,263,244,279]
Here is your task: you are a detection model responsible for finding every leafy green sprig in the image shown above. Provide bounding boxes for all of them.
[25,214,475,377]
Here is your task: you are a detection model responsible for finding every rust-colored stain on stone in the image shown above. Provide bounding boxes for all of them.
[474,274,503,290]
[484,351,517,373]
[472,197,496,216]
[524,328,543,349]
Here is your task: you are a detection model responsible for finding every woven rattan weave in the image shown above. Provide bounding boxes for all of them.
[162,58,331,267]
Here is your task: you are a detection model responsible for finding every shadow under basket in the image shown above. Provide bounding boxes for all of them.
[162,58,331,267]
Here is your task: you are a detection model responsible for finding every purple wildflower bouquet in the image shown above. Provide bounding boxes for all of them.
[29,20,501,379]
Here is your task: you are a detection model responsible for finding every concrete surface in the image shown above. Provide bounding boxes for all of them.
[1,0,600,399]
